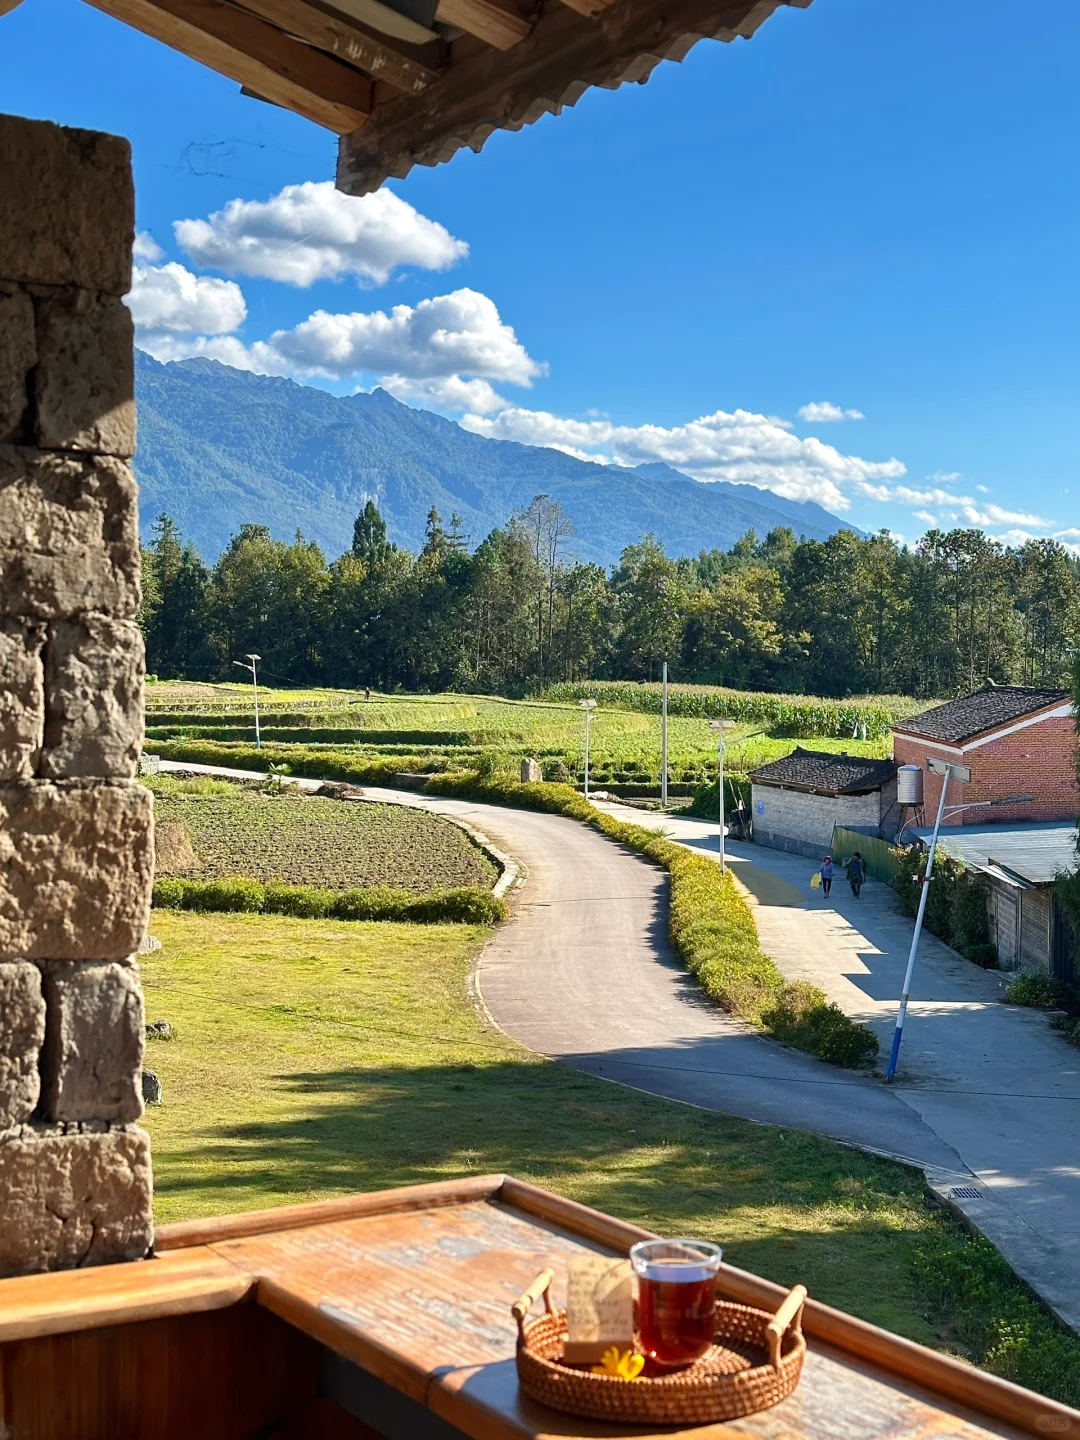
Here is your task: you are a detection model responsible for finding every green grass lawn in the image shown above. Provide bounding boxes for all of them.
[138,911,961,1344]
[152,783,497,892]
[141,909,1080,1403]
[144,682,890,785]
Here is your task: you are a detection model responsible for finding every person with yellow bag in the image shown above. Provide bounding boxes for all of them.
[813,855,834,899]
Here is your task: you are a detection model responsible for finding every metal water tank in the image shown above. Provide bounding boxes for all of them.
[897,764,924,807]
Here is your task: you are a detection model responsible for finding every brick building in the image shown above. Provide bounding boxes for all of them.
[750,749,899,858]
[892,686,1077,826]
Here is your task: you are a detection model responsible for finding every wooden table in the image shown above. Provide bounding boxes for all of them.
[0,1175,1076,1440]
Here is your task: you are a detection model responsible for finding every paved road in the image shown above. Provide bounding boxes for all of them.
[156,762,1080,1328]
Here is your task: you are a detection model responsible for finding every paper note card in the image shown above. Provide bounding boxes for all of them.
[563,1255,634,1364]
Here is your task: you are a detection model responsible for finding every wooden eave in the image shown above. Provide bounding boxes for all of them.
[54,0,810,176]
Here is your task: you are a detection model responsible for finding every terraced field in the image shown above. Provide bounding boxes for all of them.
[152,784,498,892]
[145,683,891,787]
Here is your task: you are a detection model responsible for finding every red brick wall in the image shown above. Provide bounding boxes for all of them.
[893,711,1078,825]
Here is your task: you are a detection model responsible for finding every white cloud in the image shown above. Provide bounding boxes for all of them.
[379,373,510,415]
[461,406,905,509]
[175,181,467,288]
[913,511,937,526]
[127,259,247,336]
[797,401,864,423]
[133,231,164,262]
[153,288,542,388]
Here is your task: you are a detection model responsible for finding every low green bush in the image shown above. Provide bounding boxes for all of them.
[146,739,435,787]
[1005,971,1065,1008]
[893,844,997,967]
[152,875,505,925]
[425,771,878,1068]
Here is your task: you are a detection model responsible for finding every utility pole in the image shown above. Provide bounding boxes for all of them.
[232,653,262,750]
[661,661,669,809]
[708,719,736,872]
[579,698,597,799]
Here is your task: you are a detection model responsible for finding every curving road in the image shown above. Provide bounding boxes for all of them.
[157,762,1080,1329]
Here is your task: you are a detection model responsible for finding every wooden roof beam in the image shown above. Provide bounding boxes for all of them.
[339,0,808,190]
[83,0,373,132]
[434,0,531,50]
[231,0,439,91]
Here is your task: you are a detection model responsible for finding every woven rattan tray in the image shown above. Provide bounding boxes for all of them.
[513,1269,807,1426]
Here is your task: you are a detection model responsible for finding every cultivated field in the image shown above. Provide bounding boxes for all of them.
[145,682,892,787]
[151,778,497,892]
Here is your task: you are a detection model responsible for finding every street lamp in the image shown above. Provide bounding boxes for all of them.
[578,699,597,799]
[708,719,736,873]
[232,653,262,750]
[885,758,1034,1082]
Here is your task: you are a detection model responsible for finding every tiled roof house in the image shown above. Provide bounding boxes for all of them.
[750,747,899,857]
[892,685,1076,826]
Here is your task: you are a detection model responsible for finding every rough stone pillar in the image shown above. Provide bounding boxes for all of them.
[0,113,154,1275]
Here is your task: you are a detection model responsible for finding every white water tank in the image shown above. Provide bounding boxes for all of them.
[897,764,924,807]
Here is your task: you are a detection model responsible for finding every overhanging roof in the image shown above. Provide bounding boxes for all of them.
[751,746,898,796]
[911,820,1077,887]
[40,0,809,191]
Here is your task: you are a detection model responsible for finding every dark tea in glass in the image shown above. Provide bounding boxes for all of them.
[630,1239,722,1368]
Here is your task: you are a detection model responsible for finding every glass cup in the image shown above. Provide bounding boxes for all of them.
[630,1239,723,1368]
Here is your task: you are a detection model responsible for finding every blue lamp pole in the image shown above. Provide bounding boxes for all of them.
[884,757,967,1083]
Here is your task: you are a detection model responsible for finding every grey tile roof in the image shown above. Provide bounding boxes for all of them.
[894,686,1069,745]
[751,747,898,795]
[910,821,1077,886]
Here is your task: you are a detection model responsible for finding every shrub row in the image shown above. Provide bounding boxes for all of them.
[152,876,506,925]
[147,739,441,786]
[424,772,879,1067]
[893,844,997,967]
[146,725,474,747]
[540,681,920,740]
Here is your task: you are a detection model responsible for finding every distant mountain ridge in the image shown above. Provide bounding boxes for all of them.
[133,351,857,567]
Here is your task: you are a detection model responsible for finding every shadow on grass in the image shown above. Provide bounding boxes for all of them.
[154,1057,938,1336]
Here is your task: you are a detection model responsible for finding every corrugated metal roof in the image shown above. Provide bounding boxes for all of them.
[910,820,1077,886]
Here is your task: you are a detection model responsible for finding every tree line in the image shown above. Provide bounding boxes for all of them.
[140,496,1080,698]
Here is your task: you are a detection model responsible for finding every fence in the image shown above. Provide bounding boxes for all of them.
[831,826,900,884]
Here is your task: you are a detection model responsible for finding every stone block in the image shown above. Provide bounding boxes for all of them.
[0,1125,152,1276]
[39,962,144,1122]
[0,115,133,295]
[34,289,136,456]
[0,962,46,1129]
[42,616,143,778]
[0,618,45,781]
[0,283,35,442]
[0,780,153,960]
[0,446,140,619]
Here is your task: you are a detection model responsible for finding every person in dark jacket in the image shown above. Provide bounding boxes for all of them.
[846,851,866,899]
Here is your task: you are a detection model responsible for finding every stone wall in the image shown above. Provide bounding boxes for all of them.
[0,113,153,1276]
[751,782,889,859]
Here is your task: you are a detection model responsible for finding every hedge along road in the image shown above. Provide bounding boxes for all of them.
[155,762,1080,1331]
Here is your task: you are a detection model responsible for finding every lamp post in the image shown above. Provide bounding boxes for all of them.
[885,759,1035,1082]
[708,719,736,873]
[232,653,262,750]
[579,699,597,799]
[660,661,669,810]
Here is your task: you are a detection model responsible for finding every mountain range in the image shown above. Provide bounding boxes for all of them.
[133,351,855,568]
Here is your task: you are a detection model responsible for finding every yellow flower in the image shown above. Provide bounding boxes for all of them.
[591,1346,645,1380]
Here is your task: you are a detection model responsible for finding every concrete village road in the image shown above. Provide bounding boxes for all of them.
[156,763,1080,1329]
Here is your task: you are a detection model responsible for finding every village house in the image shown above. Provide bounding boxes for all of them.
[750,749,899,858]
[892,685,1076,826]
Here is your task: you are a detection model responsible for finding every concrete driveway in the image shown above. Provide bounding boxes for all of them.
[155,762,1080,1330]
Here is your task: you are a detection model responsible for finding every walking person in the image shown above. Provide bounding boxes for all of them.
[846,851,866,900]
[818,855,834,898]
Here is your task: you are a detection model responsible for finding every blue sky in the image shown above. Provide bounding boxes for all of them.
[3,0,1078,546]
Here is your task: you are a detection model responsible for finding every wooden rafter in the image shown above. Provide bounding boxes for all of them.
[231,0,439,91]
[434,0,530,51]
[340,0,808,189]
[0,0,27,14]
[318,0,437,47]
[84,0,373,132]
